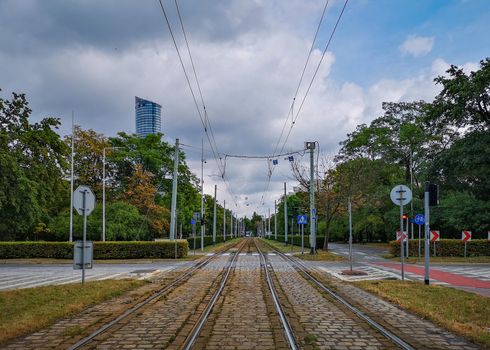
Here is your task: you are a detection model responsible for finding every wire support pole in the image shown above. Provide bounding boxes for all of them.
[169,138,179,240]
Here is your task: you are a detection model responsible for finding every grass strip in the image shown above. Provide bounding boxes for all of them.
[261,238,345,261]
[355,280,490,348]
[0,279,146,345]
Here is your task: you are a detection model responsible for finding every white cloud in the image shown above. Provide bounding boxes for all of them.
[400,35,435,57]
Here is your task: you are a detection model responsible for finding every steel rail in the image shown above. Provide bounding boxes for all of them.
[263,240,415,350]
[69,240,244,350]
[254,239,299,350]
[181,239,247,350]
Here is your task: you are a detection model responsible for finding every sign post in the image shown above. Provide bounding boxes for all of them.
[297,215,307,255]
[414,214,425,257]
[193,212,200,256]
[462,231,472,257]
[390,185,412,281]
[430,230,440,256]
[73,185,95,285]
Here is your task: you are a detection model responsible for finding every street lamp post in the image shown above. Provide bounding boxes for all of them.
[102,146,124,242]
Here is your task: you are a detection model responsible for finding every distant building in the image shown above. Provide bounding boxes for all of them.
[135,96,161,137]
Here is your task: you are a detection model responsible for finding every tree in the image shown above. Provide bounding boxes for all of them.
[65,126,110,199]
[121,164,169,238]
[429,58,490,132]
[0,90,68,240]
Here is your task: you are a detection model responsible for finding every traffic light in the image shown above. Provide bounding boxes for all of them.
[425,183,439,206]
[402,213,408,220]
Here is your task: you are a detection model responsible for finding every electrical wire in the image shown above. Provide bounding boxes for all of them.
[156,0,237,207]
[259,0,349,205]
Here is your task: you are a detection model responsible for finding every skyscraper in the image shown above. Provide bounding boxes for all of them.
[135,96,162,137]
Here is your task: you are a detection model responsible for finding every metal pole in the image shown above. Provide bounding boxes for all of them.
[223,200,226,241]
[418,225,421,257]
[170,139,179,240]
[291,218,294,251]
[102,148,106,242]
[301,224,304,254]
[410,151,414,254]
[213,184,217,244]
[424,185,430,285]
[400,194,405,281]
[69,112,75,242]
[192,223,196,256]
[268,208,271,236]
[230,210,233,239]
[309,143,316,254]
[284,182,288,244]
[274,200,277,240]
[464,241,467,258]
[406,216,409,258]
[82,190,87,284]
[200,137,204,251]
[349,198,353,272]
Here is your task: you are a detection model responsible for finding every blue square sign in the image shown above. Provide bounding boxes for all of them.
[297,215,307,225]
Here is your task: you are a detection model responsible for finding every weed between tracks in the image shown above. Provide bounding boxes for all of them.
[355,280,490,348]
[0,279,146,345]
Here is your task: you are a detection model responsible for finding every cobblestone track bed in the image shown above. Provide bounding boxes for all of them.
[2,240,245,350]
[308,269,481,350]
[192,253,285,349]
[84,254,232,350]
[267,254,396,350]
[259,239,480,349]
[1,267,189,350]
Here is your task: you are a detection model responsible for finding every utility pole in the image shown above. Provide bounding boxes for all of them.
[102,146,124,242]
[274,200,277,240]
[201,137,205,251]
[348,197,353,272]
[268,208,271,236]
[169,138,179,240]
[69,112,75,242]
[424,183,430,285]
[284,182,288,244]
[223,200,226,240]
[230,210,233,238]
[306,142,316,254]
[213,184,217,244]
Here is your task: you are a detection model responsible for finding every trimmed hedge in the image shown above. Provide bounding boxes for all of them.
[186,235,231,250]
[265,234,325,249]
[0,240,189,259]
[389,239,489,257]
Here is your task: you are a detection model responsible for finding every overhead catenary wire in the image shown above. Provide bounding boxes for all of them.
[156,0,237,207]
[259,0,349,206]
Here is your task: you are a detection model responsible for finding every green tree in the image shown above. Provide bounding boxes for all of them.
[429,58,490,131]
[0,90,68,240]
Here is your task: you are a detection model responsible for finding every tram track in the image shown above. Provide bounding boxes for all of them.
[181,237,294,350]
[258,238,414,350]
[68,239,246,350]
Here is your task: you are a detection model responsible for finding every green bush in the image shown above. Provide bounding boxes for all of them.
[266,234,325,249]
[389,239,489,257]
[186,235,229,250]
[0,240,188,259]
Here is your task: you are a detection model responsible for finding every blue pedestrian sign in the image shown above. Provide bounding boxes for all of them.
[414,214,425,226]
[191,219,196,225]
[297,215,308,225]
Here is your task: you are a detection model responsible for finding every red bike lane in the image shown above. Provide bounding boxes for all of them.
[373,261,490,289]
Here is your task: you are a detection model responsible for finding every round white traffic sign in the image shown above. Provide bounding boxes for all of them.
[73,185,96,216]
[390,185,412,206]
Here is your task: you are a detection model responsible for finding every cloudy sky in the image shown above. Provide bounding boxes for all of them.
[1,0,489,217]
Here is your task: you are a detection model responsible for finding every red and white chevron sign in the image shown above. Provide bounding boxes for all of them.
[461,230,472,242]
[430,230,440,242]
[396,230,407,242]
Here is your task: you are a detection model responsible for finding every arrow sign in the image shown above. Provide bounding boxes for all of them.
[430,230,440,242]
[297,214,307,225]
[396,230,408,242]
[461,230,472,242]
